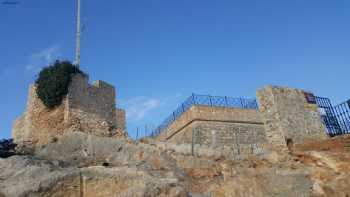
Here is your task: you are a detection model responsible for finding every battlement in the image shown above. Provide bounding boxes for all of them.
[66,74,117,132]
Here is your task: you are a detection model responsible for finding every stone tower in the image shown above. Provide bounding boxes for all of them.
[12,74,127,149]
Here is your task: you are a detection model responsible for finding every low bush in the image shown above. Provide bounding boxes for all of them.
[35,60,85,109]
[0,139,17,158]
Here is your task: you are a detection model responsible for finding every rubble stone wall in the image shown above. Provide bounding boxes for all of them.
[257,85,328,151]
[12,85,67,147]
[12,74,124,148]
[116,108,126,131]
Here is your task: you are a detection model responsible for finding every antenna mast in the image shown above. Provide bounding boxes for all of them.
[75,0,81,68]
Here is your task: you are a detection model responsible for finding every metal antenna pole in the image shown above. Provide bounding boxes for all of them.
[75,0,81,68]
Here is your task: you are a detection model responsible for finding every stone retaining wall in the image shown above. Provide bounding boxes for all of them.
[157,105,265,150]
[156,142,265,160]
[194,121,266,147]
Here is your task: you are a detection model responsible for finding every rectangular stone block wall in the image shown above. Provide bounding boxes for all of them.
[166,123,196,144]
[194,121,266,147]
[158,105,262,142]
[257,85,328,151]
[167,120,267,148]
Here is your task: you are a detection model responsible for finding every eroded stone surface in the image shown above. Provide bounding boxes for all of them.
[257,85,328,151]
[12,74,127,150]
[1,133,349,197]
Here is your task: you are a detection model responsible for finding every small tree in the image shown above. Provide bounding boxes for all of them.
[35,60,85,109]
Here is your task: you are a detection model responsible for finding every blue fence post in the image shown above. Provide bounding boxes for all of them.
[240,97,244,108]
[224,96,228,107]
[136,127,139,140]
[182,103,185,113]
[192,93,196,105]
[145,125,148,137]
[209,95,213,106]
[173,112,176,121]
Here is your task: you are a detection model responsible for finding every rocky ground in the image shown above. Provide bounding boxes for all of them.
[0,132,349,197]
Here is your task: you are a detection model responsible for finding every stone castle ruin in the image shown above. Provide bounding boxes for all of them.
[12,74,348,155]
[12,74,127,149]
[6,75,350,196]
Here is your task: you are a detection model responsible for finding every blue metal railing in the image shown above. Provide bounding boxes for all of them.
[150,94,258,137]
[316,96,350,137]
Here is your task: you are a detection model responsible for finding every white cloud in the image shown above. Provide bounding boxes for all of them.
[175,93,183,98]
[119,97,162,121]
[25,45,61,72]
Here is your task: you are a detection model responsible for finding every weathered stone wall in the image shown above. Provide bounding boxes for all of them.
[65,75,117,136]
[158,105,262,142]
[12,74,126,148]
[157,141,265,160]
[116,108,126,131]
[157,105,266,152]
[12,85,67,148]
[257,85,328,151]
[194,121,266,147]
[166,120,266,153]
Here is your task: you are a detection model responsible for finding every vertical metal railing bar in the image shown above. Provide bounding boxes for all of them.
[344,102,350,132]
[334,105,346,134]
[316,96,350,136]
[316,96,337,136]
[343,103,350,132]
[335,104,344,132]
[338,103,350,132]
[340,104,348,132]
[136,127,139,140]
[329,100,341,133]
[192,93,196,105]
[328,101,337,135]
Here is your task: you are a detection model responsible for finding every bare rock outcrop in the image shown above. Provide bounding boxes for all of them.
[1,132,350,196]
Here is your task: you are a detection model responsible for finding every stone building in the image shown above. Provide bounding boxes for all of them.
[12,74,127,149]
[155,86,328,153]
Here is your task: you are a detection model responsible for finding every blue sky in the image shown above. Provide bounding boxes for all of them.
[1,0,349,139]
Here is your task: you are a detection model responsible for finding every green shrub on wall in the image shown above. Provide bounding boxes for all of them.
[35,60,85,109]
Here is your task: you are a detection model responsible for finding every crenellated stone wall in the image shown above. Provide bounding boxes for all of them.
[12,74,127,149]
[65,75,118,136]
